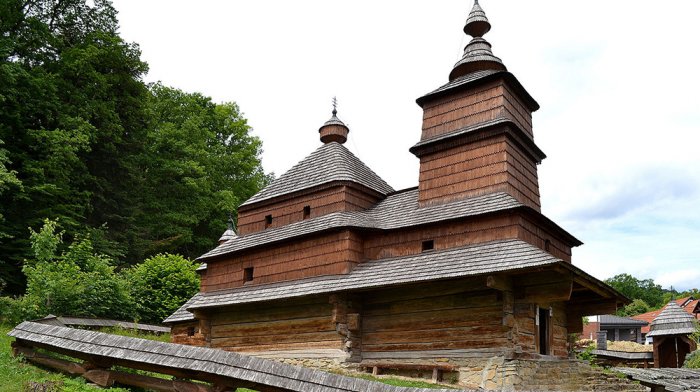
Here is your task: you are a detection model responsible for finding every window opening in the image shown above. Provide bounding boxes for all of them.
[265,215,272,228]
[422,240,434,252]
[186,327,196,337]
[303,206,311,220]
[544,239,551,252]
[244,267,254,282]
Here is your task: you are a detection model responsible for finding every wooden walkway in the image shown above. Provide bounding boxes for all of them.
[9,322,467,392]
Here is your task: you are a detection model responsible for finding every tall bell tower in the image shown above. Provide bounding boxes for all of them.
[412,0,545,211]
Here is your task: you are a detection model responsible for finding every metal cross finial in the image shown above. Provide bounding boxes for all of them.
[332,97,338,116]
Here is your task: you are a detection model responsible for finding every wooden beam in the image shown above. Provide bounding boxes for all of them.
[13,345,87,376]
[487,275,513,291]
[518,280,573,303]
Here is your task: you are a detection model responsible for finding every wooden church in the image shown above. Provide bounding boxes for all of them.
[165,1,628,388]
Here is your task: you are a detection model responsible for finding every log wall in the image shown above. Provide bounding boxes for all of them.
[360,280,511,361]
[208,296,345,358]
[417,135,540,210]
[170,322,206,347]
[203,230,363,291]
[420,79,533,141]
[238,186,379,235]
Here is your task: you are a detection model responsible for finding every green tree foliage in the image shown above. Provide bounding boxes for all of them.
[0,1,268,294]
[0,0,148,292]
[1,219,133,324]
[685,349,700,369]
[131,84,269,260]
[605,273,665,309]
[616,298,651,317]
[124,253,199,324]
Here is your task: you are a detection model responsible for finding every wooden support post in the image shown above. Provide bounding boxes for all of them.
[372,366,379,376]
[431,368,442,383]
[83,369,114,387]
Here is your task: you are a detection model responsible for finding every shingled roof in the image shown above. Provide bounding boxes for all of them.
[9,322,464,392]
[199,190,524,260]
[172,239,617,321]
[647,301,698,337]
[240,142,394,207]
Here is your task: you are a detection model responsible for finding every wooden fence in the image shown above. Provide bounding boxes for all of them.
[9,322,467,392]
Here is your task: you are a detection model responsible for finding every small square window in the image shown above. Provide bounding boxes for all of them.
[186,326,196,337]
[422,240,434,252]
[244,267,254,282]
[303,206,311,220]
[265,215,272,228]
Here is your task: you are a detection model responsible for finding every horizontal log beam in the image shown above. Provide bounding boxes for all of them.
[487,275,513,292]
[518,280,573,303]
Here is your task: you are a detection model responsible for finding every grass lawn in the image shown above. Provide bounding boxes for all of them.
[1,324,455,391]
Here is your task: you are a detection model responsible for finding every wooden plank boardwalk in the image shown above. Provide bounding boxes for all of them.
[9,322,468,392]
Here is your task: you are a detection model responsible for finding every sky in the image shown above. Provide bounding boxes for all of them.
[109,0,700,291]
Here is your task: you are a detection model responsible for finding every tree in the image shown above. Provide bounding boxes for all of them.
[605,274,665,309]
[616,298,650,317]
[0,0,148,293]
[124,253,199,324]
[131,84,269,260]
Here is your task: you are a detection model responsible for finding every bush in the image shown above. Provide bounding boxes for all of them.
[684,350,700,369]
[1,219,135,324]
[125,254,199,324]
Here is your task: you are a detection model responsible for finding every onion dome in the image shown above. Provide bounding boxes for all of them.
[647,301,698,337]
[319,99,349,144]
[449,0,507,81]
[218,218,237,244]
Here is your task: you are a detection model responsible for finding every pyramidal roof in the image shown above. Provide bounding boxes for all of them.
[647,301,698,337]
[241,142,394,207]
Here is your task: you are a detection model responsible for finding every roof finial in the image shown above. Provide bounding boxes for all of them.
[319,97,349,144]
[448,0,507,81]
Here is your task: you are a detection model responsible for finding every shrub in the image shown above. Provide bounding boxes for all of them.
[125,254,199,324]
[684,350,700,369]
[2,219,135,324]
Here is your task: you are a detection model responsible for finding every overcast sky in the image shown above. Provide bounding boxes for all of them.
[110,0,700,291]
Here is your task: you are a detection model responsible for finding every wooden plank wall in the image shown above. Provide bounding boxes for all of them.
[516,216,572,262]
[360,280,510,362]
[203,230,363,291]
[417,135,541,210]
[420,79,533,141]
[363,215,520,260]
[238,185,379,235]
[209,296,345,358]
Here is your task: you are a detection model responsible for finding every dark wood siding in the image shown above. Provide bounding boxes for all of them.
[238,186,379,235]
[203,230,363,291]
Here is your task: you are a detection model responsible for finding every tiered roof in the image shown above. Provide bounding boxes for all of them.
[240,142,393,208]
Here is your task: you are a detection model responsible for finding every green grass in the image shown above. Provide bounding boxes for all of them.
[2,324,456,391]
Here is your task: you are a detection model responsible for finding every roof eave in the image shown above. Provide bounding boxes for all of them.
[416,71,540,112]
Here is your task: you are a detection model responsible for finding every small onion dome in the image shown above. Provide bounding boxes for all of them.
[319,108,349,144]
[449,0,507,81]
[218,221,237,244]
[647,301,698,337]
